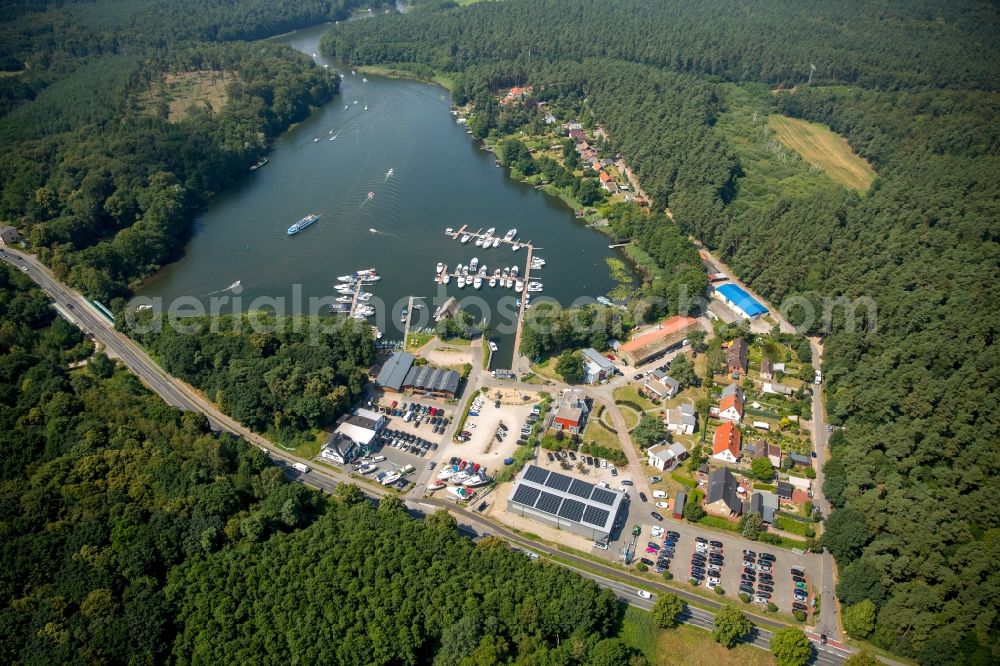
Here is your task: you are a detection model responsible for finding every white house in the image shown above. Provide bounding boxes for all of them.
[647,442,689,471]
[320,408,386,464]
[763,382,793,396]
[581,348,616,384]
[664,403,696,435]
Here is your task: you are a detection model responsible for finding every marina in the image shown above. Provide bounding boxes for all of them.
[136,23,626,371]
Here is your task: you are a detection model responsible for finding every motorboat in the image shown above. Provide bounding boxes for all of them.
[357,268,381,281]
[473,277,482,289]
[527,283,543,293]
[474,236,484,247]
[336,295,353,303]
[445,227,454,235]
[335,286,354,294]
[510,265,519,277]
[502,267,510,277]
[455,263,464,273]
[489,341,498,352]
[469,257,479,272]
[337,274,357,282]
[485,227,496,237]
[478,266,487,276]
[447,486,475,501]
[460,234,470,243]
[358,463,379,475]
[489,277,497,287]
[512,242,520,251]
[436,262,444,273]
[442,274,451,284]
[413,303,423,310]
[504,228,517,241]
[427,480,446,491]
[381,471,401,486]
[506,278,514,288]
[448,472,470,485]
[492,237,501,248]
[464,474,491,488]
[457,275,466,288]
[514,280,524,293]
[357,292,373,301]
[438,467,458,480]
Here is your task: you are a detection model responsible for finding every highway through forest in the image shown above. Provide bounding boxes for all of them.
[1,246,855,664]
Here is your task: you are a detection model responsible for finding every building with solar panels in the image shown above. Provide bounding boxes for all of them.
[507,464,628,542]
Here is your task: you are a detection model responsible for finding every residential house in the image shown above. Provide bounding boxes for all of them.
[760,357,774,380]
[664,403,696,435]
[743,490,779,524]
[0,225,20,245]
[705,467,743,517]
[711,421,741,464]
[726,337,748,376]
[320,433,358,465]
[646,442,688,471]
[763,382,793,396]
[643,375,680,401]
[569,129,585,141]
[551,389,589,434]
[718,392,744,422]
[581,348,616,384]
[748,438,769,461]
[788,452,811,468]
[598,171,612,183]
[321,408,387,464]
[566,121,583,131]
[721,382,744,402]
[767,444,782,468]
[603,181,619,194]
[777,481,794,500]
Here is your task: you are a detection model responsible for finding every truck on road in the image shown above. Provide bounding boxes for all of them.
[292,462,310,473]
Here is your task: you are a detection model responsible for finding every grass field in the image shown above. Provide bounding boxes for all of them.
[583,417,621,450]
[618,606,776,666]
[149,70,233,122]
[768,114,876,192]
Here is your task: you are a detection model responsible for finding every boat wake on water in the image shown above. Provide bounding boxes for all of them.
[204,280,241,296]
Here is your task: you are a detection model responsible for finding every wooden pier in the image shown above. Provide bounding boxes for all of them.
[512,245,533,360]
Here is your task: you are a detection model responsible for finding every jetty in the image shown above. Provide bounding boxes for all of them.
[511,244,534,361]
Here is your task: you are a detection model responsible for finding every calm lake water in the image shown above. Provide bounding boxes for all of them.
[137,23,624,368]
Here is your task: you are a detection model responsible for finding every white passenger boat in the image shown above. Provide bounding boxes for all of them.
[504,228,517,241]
[448,472,470,485]
[489,277,497,287]
[473,277,482,289]
[358,463,379,475]
[445,227,454,235]
[464,474,491,488]
[337,274,357,282]
[469,257,479,272]
[515,280,524,293]
[447,486,475,501]
[436,262,444,273]
[457,275,466,288]
[427,480,446,491]
[438,467,458,480]
[357,292,373,301]
[485,227,496,236]
[474,236,484,247]
[502,267,510,278]
[336,295,353,303]
[442,274,451,284]
[381,472,401,486]
[506,278,514,288]
[489,341,498,352]
[492,237,501,248]
[510,265,519,277]
[460,234,471,243]
[512,242,520,251]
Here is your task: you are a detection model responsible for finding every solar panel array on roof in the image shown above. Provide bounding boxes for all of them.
[524,465,549,484]
[535,491,563,515]
[511,485,540,507]
[590,487,616,506]
[568,478,594,499]
[558,498,585,523]
[583,505,610,526]
[545,471,572,492]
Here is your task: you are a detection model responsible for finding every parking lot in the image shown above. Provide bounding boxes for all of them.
[532,444,638,493]
[630,520,816,615]
[437,390,539,477]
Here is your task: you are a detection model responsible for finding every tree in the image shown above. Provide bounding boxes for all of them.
[843,599,877,638]
[633,414,666,449]
[333,483,366,506]
[823,508,872,562]
[770,627,812,666]
[684,499,705,522]
[739,513,763,540]
[669,353,698,387]
[651,593,684,629]
[587,638,647,666]
[845,652,882,666]
[713,605,752,648]
[750,456,774,482]
[555,350,584,383]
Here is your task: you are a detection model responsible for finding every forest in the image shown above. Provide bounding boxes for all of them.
[325,2,1000,663]
[0,0,374,301]
[131,312,375,441]
[0,264,640,664]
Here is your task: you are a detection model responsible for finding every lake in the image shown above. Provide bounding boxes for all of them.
[137,23,625,369]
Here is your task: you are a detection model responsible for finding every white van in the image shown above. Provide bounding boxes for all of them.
[404,410,414,422]
[652,490,667,499]
[371,455,387,463]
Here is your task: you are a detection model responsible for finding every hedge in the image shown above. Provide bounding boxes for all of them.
[671,472,698,489]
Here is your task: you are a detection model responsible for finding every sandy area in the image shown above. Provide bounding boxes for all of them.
[436,390,540,473]
[421,344,473,367]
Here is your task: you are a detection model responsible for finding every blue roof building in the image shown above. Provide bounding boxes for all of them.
[715,283,768,319]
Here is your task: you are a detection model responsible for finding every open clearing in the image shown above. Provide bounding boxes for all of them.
[768,115,876,192]
[146,70,234,122]
[619,606,775,665]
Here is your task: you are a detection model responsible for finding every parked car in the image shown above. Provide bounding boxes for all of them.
[646,542,660,551]
[638,492,648,502]
[546,452,555,461]
[640,558,655,567]
[594,541,609,551]
[637,590,652,600]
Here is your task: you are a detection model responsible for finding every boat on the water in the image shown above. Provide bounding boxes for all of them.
[485,227,496,237]
[515,280,524,293]
[287,213,320,236]
[489,341,498,352]
[469,257,479,272]
[249,157,269,172]
[473,277,482,289]
[488,277,497,287]
[504,228,517,241]
[492,237,501,248]
[357,292,373,302]
[436,262,444,273]
[442,273,451,284]
[502,267,510,277]
[336,295,353,303]
[512,242,520,251]
[474,236,484,247]
[445,227,454,235]
[457,275,466,288]
[460,234,471,244]
[510,266,519,277]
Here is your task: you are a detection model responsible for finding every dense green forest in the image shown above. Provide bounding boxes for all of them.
[0,265,639,663]
[0,0,379,300]
[132,313,375,441]
[325,2,1000,663]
